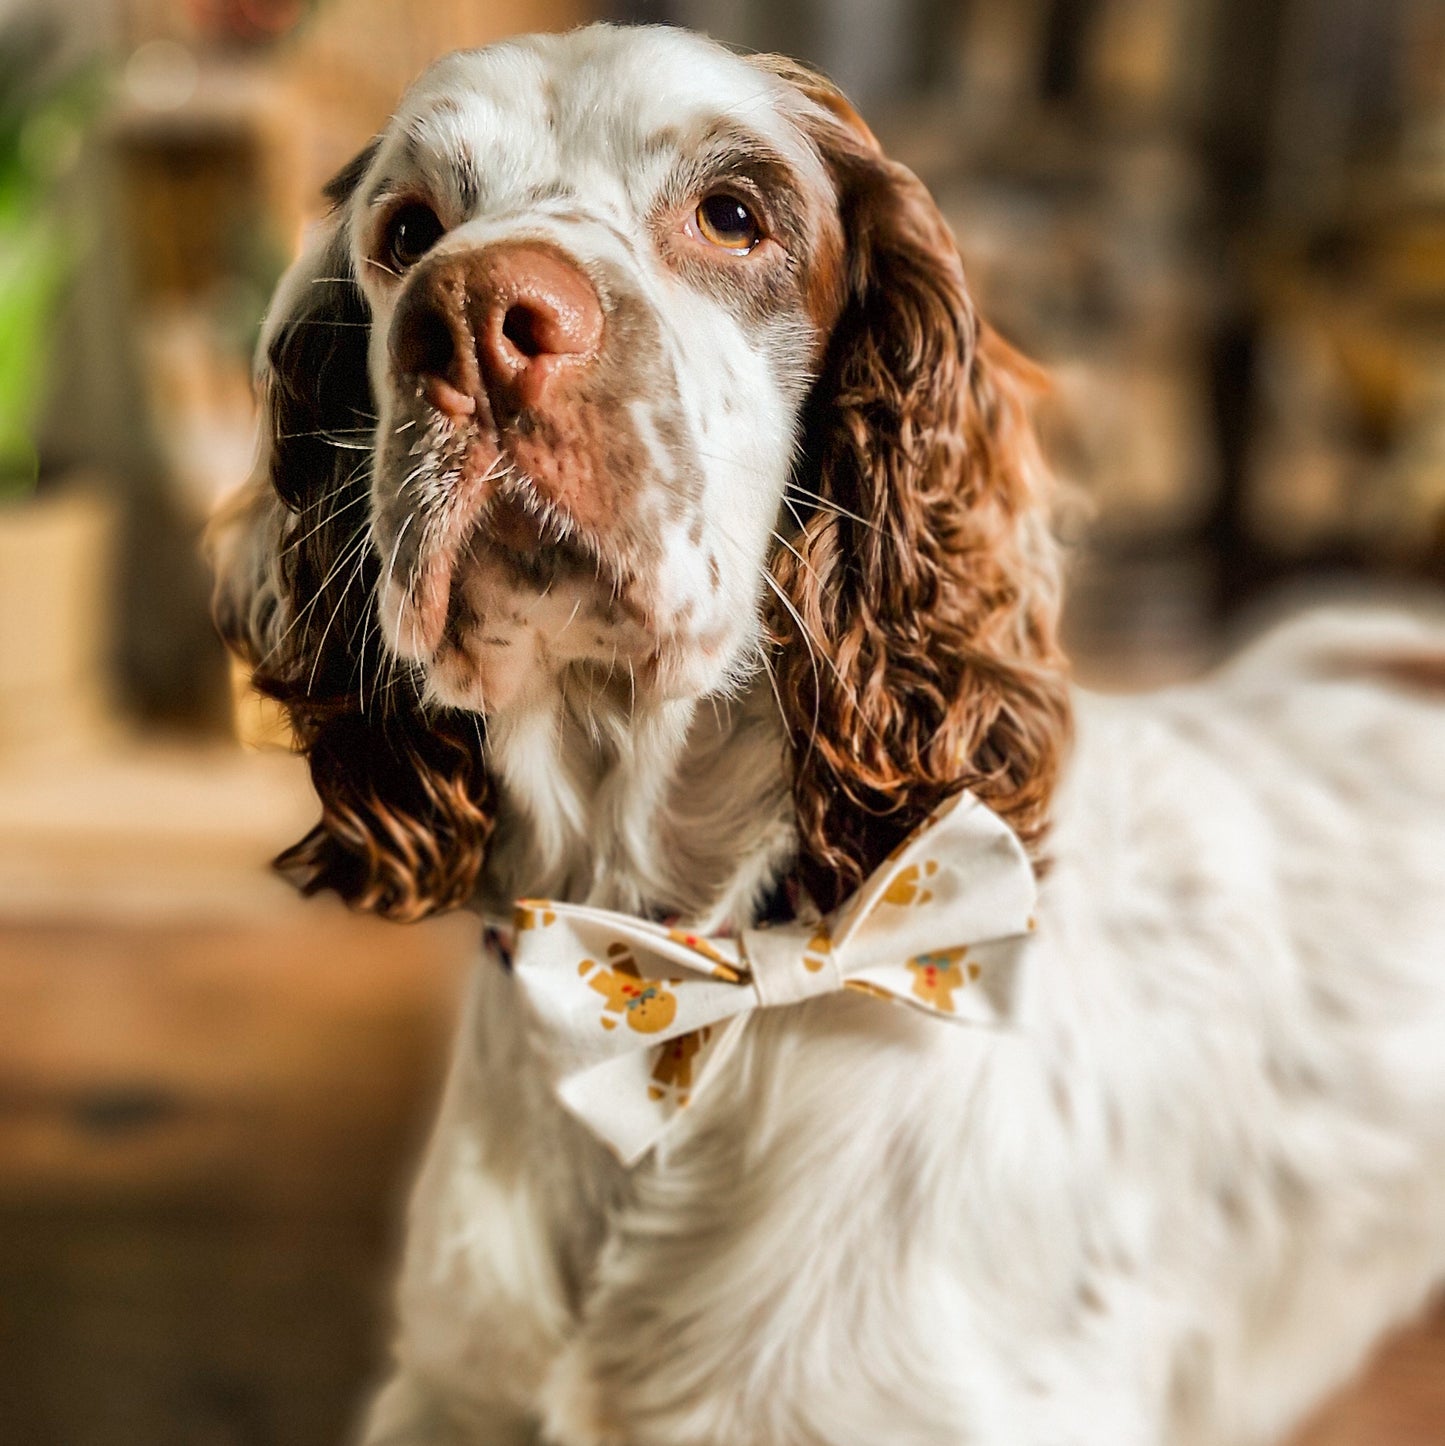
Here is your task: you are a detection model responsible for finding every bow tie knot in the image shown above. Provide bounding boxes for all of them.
[506,791,1039,1164]
[741,924,842,1008]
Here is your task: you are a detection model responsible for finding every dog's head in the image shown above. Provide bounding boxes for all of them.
[212,25,1070,919]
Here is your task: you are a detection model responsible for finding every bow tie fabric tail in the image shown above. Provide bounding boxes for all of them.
[509,790,1039,1165]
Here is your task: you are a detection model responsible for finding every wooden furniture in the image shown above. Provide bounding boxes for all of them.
[0,741,475,1445]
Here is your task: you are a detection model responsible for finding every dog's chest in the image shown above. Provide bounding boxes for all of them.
[407,952,1068,1424]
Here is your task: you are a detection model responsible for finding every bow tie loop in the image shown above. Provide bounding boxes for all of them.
[507,790,1039,1164]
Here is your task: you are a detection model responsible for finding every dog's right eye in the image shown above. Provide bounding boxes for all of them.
[694,192,762,254]
[385,203,445,271]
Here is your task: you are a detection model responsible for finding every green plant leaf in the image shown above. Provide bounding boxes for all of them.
[0,216,70,492]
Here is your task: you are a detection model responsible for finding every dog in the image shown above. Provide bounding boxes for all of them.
[210,24,1445,1446]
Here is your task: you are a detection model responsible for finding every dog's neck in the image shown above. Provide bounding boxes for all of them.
[478,674,795,929]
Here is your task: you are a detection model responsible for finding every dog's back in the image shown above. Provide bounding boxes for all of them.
[1050,607,1445,1444]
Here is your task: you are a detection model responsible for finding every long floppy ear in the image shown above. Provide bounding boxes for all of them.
[762,60,1072,911]
[209,146,495,921]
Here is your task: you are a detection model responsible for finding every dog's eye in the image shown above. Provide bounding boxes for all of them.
[695,193,761,253]
[386,203,445,270]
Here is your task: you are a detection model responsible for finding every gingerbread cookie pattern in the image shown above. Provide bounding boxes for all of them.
[648,1027,711,1104]
[905,947,981,1012]
[882,860,940,907]
[514,901,557,931]
[666,929,741,981]
[802,926,832,973]
[581,942,679,1033]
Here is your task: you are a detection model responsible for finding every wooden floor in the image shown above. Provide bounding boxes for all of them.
[1291,1314,1445,1446]
[0,901,473,1446]
[1,741,1442,1445]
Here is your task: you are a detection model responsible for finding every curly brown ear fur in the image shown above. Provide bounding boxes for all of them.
[212,150,494,921]
[767,64,1072,911]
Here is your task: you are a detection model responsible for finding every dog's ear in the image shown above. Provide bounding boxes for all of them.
[209,145,495,921]
[761,59,1072,911]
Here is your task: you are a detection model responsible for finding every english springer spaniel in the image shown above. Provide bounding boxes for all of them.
[211,24,1445,1446]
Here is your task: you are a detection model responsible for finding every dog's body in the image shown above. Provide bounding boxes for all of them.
[208,25,1445,1445]
[362,611,1445,1446]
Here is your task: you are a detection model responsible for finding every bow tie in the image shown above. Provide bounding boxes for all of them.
[507,791,1038,1165]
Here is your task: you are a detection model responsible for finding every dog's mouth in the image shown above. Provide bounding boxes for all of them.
[376,433,653,676]
[376,400,736,709]
[477,474,630,602]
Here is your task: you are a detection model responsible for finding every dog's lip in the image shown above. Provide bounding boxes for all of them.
[474,476,630,595]
[382,421,676,660]
[483,478,589,562]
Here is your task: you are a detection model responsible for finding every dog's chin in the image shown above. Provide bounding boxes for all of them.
[377,445,752,714]
[421,623,745,716]
[410,539,749,716]
[422,640,739,717]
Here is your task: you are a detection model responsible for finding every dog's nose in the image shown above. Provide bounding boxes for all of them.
[390,242,603,421]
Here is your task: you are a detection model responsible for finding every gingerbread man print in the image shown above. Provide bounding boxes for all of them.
[648,1027,710,1104]
[514,901,557,931]
[581,942,679,1033]
[905,946,980,1012]
[883,860,940,907]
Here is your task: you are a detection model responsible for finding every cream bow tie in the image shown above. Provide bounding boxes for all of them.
[507,791,1038,1164]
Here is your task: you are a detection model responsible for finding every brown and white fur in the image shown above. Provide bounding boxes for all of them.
[210,24,1445,1446]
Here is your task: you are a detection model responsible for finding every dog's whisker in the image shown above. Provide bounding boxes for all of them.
[282,318,374,328]
[306,534,373,695]
[381,514,416,655]
[760,570,825,763]
[281,487,372,560]
[260,521,372,663]
[783,485,882,534]
[274,426,375,440]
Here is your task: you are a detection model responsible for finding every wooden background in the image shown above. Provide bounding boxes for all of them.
[0,744,475,1445]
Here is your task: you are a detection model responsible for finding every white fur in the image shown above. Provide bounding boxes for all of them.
[353,29,824,716]
[212,26,1445,1445]
[356,608,1445,1446]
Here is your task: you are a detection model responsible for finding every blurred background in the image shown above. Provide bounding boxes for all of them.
[0,0,1442,1442]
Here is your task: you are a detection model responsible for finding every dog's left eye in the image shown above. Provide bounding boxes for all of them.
[694,193,762,253]
[385,203,445,270]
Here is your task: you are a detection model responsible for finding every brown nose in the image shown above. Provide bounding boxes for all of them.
[390,241,603,421]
